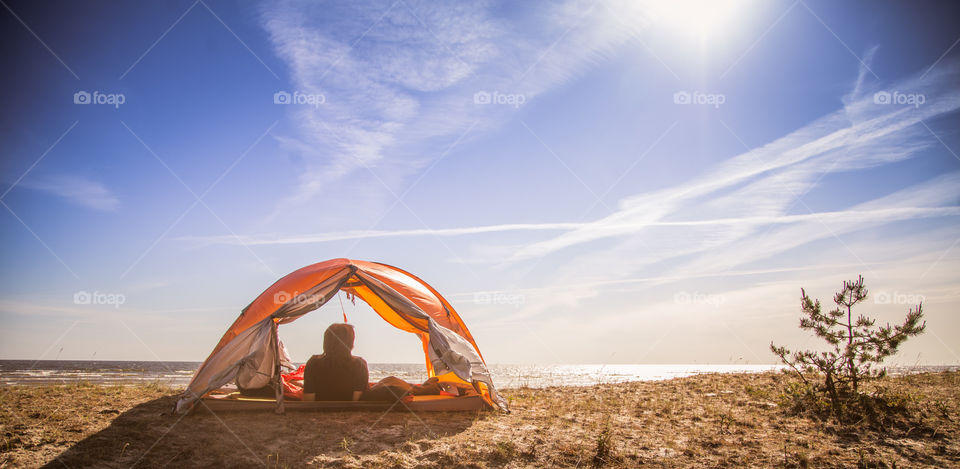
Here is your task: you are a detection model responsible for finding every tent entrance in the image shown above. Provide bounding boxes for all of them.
[275,292,430,381]
[175,259,507,414]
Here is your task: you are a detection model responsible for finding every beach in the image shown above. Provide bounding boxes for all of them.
[3,371,957,468]
[0,360,787,388]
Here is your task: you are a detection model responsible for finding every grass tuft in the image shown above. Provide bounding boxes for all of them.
[592,417,616,467]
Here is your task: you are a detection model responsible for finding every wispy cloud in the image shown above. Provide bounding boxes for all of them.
[260,0,651,221]
[0,298,214,322]
[180,205,958,246]
[507,57,960,263]
[472,55,960,326]
[20,174,120,211]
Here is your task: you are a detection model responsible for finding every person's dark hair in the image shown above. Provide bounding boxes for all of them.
[323,323,355,361]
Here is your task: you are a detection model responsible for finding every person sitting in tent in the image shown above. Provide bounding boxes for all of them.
[302,323,369,401]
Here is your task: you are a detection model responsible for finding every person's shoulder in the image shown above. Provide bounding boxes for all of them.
[352,356,367,367]
[305,354,324,365]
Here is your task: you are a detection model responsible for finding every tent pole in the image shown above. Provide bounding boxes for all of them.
[272,319,285,415]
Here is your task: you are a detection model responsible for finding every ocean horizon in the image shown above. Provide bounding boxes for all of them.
[2,360,956,389]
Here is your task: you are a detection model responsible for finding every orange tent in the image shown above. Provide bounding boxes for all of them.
[176,258,505,413]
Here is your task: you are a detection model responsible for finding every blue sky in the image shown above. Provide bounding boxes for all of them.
[1,0,958,365]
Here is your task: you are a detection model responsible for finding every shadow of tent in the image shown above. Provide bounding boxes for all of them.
[44,393,487,467]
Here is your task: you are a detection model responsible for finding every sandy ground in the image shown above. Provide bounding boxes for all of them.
[2,371,958,468]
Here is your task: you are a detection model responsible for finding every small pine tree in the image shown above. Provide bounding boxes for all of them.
[770,276,925,420]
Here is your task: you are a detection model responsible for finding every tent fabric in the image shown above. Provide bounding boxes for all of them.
[176,258,506,413]
[177,317,275,411]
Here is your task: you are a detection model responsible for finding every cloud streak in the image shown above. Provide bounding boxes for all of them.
[472,54,960,326]
[509,59,960,262]
[180,205,959,246]
[20,174,120,211]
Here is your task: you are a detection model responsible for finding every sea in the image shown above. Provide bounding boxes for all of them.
[1,361,956,389]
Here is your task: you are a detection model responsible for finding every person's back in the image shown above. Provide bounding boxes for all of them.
[303,323,368,401]
[303,353,368,400]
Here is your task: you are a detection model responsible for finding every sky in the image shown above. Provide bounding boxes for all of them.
[1,0,958,366]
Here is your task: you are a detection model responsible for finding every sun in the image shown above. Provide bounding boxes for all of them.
[643,0,753,41]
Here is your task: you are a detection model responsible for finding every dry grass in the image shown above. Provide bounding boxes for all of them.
[2,372,958,468]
